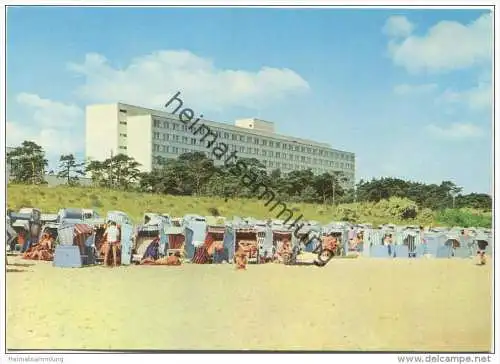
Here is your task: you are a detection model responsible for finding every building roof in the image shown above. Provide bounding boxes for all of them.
[113,102,354,155]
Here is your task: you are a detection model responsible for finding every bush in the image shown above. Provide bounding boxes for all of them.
[5,184,492,227]
[208,206,220,216]
[435,209,492,228]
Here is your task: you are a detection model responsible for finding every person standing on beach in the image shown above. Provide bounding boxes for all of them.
[103,221,120,267]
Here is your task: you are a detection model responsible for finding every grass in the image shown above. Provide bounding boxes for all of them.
[6,184,492,227]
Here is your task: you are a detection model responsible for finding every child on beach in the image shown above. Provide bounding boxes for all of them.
[476,240,488,265]
[103,221,120,267]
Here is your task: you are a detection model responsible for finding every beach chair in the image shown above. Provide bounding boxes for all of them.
[257,226,273,263]
[370,244,391,258]
[165,226,186,258]
[184,217,208,262]
[53,223,94,268]
[436,245,452,258]
[222,225,235,264]
[394,244,409,258]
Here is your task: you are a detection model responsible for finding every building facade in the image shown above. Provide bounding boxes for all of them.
[85,103,356,188]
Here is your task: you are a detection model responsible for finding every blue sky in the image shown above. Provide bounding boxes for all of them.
[6,6,493,194]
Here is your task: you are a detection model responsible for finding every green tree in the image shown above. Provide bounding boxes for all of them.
[7,141,48,184]
[178,152,216,195]
[57,154,85,185]
[85,154,141,190]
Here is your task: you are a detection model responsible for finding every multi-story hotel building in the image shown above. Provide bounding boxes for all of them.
[85,103,356,188]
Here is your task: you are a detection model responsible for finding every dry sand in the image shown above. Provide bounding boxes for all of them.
[6,256,492,351]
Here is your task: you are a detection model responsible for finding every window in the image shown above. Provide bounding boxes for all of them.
[153,144,160,152]
[288,144,293,150]
[262,140,267,146]
[191,138,197,145]
[276,152,280,158]
[175,135,180,142]
[307,148,311,153]
[232,134,237,140]
[254,148,259,154]
[119,109,127,114]
[269,141,274,148]
[239,146,245,152]
[163,133,168,140]
[182,136,188,143]
[254,137,259,144]
[119,121,127,125]
[269,161,274,167]
[275,142,281,148]
[182,125,187,132]
[269,151,273,157]
[120,133,127,137]
[313,149,317,155]
[301,156,305,162]
[301,147,305,152]
[153,132,160,139]
[119,146,127,150]
[263,150,267,156]
[246,136,252,142]
[288,154,293,160]
[172,123,177,130]
[239,135,245,141]
[319,150,323,156]
[164,121,169,128]
[154,120,160,128]
[164,146,170,153]
[224,132,229,139]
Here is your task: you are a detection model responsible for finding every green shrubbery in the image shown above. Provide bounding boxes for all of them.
[435,208,492,228]
[6,184,492,228]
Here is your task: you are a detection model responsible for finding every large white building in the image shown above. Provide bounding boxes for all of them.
[85,102,356,188]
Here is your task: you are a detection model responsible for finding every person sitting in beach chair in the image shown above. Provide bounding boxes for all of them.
[322,234,338,252]
[276,238,292,263]
[234,248,248,270]
[103,221,120,267]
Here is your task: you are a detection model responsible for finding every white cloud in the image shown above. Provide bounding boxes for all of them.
[394,83,437,95]
[386,13,492,73]
[7,93,84,157]
[439,82,492,111]
[68,50,310,112]
[425,123,485,141]
[383,15,414,38]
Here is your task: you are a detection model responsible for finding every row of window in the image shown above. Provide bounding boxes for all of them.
[151,133,355,169]
[151,143,354,170]
[151,118,354,161]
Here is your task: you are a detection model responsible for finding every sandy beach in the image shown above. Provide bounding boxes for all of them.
[6,256,492,352]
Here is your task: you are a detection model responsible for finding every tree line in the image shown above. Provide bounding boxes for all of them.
[7,141,492,211]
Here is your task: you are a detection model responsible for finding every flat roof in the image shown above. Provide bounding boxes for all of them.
[111,102,354,155]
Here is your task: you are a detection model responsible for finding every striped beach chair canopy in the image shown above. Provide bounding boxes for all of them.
[106,211,132,226]
[41,213,58,224]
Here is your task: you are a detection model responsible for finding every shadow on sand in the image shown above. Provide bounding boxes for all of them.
[7,263,35,267]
